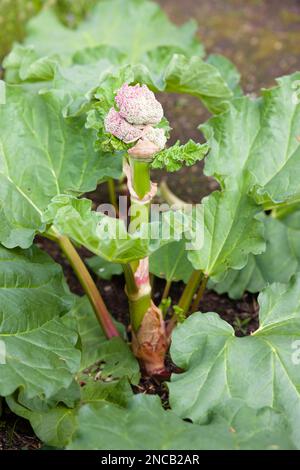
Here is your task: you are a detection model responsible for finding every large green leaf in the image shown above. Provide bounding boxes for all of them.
[4,0,235,115]
[0,84,118,248]
[67,394,294,450]
[7,378,133,448]
[210,214,300,298]
[45,195,189,264]
[0,244,79,398]
[187,190,265,281]
[63,296,140,383]
[203,73,300,205]
[6,295,139,448]
[149,240,193,283]
[24,0,203,64]
[169,274,300,448]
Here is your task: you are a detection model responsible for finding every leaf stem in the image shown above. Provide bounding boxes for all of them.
[107,178,118,214]
[162,280,172,300]
[191,275,208,312]
[177,270,203,315]
[48,227,119,339]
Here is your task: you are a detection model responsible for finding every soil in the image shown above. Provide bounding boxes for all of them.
[1,0,300,450]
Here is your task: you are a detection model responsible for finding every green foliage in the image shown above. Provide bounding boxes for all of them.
[152,140,209,172]
[87,256,123,281]
[0,83,120,249]
[45,195,189,263]
[169,274,300,448]
[149,240,193,283]
[209,213,300,298]
[187,190,265,281]
[203,73,300,206]
[0,244,79,399]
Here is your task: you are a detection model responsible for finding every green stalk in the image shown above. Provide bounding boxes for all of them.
[177,270,203,315]
[107,178,118,213]
[162,280,172,300]
[129,157,151,233]
[46,226,119,339]
[126,157,152,332]
[191,275,208,312]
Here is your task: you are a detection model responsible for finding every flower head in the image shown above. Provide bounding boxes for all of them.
[115,83,163,125]
[104,108,142,143]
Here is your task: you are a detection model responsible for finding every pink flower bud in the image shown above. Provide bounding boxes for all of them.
[115,83,163,125]
[104,108,143,143]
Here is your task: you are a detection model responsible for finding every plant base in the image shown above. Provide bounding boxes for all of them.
[131,302,170,376]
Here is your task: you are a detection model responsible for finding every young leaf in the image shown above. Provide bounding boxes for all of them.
[187,190,265,281]
[0,244,79,399]
[209,214,300,298]
[151,140,208,172]
[169,274,300,448]
[203,73,300,205]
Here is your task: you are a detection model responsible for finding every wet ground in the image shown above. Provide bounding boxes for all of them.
[0,0,300,450]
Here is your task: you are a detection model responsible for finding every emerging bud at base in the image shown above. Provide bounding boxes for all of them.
[131,302,170,376]
[128,138,160,162]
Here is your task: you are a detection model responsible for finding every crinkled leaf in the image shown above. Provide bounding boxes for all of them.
[67,393,294,450]
[45,195,189,264]
[0,244,79,398]
[203,73,300,205]
[7,378,132,448]
[206,54,242,97]
[210,214,300,298]
[149,240,193,283]
[63,296,140,383]
[187,190,265,281]
[169,274,300,448]
[152,140,208,172]
[0,84,115,249]
[87,256,123,281]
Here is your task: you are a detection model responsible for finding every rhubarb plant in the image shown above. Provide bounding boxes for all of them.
[0,0,300,452]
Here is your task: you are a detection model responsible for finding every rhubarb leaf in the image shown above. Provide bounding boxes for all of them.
[63,296,140,383]
[187,190,265,281]
[7,378,133,448]
[203,73,300,205]
[23,0,203,63]
[209,214,300,298]
[0,84,117,249]
[87,256,123,281]
[45,195,188,264]
[0,244,79,398]
[67,394,294,450]
[169,274,300,448]
[149,240,193,283]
